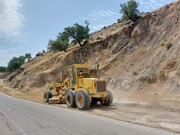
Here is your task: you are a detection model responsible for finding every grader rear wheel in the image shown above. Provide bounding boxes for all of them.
[76,90,90,110]
[66,90,76,108]
[100,91,113,106]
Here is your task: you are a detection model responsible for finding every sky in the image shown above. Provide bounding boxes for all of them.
[0,0,177,66]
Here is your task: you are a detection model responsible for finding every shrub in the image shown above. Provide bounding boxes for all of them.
[47,32,69,52]
[165,42,172,50]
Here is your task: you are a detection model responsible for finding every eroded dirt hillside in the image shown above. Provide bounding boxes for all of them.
[4,1,180,106]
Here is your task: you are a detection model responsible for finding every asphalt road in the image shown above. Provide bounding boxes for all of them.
[0,93,179,135]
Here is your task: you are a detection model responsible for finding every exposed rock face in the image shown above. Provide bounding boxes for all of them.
[4,1,180,93]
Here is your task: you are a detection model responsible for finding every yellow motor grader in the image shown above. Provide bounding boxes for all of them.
[43,64,113,110]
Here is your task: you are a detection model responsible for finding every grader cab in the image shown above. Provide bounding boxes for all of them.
[43,64,113,110]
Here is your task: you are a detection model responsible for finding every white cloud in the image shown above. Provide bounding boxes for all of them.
[150,0,163,7]
[0,0,25,40]
[90,9,119,20]
[138,0,177,12]
[84,9,119,32]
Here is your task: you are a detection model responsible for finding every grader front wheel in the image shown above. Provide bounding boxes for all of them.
[75,90,90,110]
[43,90,52,103]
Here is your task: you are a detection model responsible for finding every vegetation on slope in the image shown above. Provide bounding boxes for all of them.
[48,21,90,52]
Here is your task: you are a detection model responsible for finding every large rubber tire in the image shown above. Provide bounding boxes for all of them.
[76,90,90,110]
[43,90,52,103]
[66,90,76,108]
[100,91,113,106]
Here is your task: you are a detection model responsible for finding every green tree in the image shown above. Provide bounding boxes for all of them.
[0,66,7,72]
[25,53,31,59]
[7,56,25,71]
[47,32,69,52]
[120,0,140,22]
[64,21,90,46]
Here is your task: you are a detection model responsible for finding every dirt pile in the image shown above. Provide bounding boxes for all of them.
[4,1,180,103]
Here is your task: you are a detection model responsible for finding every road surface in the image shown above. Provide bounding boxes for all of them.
[0,93,179,135]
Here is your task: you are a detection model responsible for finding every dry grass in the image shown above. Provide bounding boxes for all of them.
[0,83,44,103]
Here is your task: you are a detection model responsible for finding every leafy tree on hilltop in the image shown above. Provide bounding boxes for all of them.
[0,66,7,72]
[120,0,140,22]
[64,21,90,46]
[47,21,90,51]
[25,53,32,62]
[7,56,25,71]
[25,53,31,59]
[47,32,69,52]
